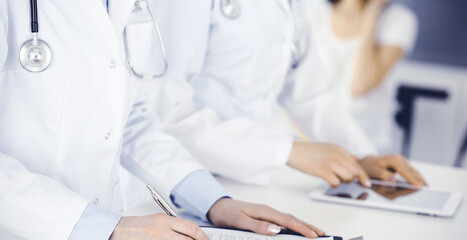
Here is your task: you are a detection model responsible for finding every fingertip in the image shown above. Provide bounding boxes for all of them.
[327,175,341,188]
[415,180,426,187]
[417,175,427,186]
[310,230,318,238]
[243,220,279,236]
[357,177,371,188]
[403,174,422,187]
[299,228,318,238]
[315,227,326,236]
[409,176,424,187]
[357,170,371,187]
[267,224,281,235]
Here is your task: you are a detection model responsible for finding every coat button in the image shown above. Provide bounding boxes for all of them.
[105,132,111,140]
[109,60,116,68]
[93,198,100,204]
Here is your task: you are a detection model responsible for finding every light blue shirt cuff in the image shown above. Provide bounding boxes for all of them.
[68,203,122,240]
[171,170,230,222]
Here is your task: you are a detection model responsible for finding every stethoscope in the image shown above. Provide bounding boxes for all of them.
[20,0,168,80]
[123,0,168,80]
[19,0,52,72]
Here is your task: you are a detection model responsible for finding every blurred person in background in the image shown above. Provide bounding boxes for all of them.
[305,0,418,154]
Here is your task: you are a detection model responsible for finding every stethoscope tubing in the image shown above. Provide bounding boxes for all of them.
[124,0,168,80]
[30,0,39,33]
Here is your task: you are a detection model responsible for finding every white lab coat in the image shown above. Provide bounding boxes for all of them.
[0,1,204,239]
[144,0,377,185]
[132,0,295,186]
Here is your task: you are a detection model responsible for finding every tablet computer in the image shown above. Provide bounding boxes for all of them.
[309,180,463,217]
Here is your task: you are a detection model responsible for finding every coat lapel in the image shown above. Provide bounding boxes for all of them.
[74,0,120,53]
[108,0,136,39]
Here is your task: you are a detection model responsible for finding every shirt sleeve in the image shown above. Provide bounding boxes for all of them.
[377,4,419,54]
[68,203,122,240]
[170,170,230,222]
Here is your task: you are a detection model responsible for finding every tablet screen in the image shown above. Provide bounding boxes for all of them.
[324,180,450,210]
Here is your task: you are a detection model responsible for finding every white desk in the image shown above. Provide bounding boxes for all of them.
[2,162,465,239]
[125,161,466,240]
[215,162,467,239]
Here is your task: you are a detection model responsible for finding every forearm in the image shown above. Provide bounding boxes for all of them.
[351,0,393,96]
[351,23,382,96]
[352,34,404,97]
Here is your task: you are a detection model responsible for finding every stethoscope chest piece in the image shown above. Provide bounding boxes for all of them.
[19,38,52,72]
[221,0,240,19]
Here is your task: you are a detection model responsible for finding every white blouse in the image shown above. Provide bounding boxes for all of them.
[306,1,418,153]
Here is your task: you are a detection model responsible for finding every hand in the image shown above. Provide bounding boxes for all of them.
[110,213,208,240]
[287,141,371,187]
[359,155,426,186]
[207,198,325,238]
[360,0,387,35]
[364,0,387,20]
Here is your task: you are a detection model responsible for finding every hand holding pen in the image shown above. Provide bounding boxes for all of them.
[146,184,180,218]
[109,184,208,240]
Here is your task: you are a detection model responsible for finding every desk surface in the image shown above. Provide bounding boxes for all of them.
[126,161,466,240]
[216,162,467,240]
[2,162,464,240]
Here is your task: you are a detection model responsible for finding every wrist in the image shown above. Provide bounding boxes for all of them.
[207,197,233,224]
[287,141,305,168]
[109,217,130,240]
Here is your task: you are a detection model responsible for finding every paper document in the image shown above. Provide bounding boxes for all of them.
[201,227,335,240]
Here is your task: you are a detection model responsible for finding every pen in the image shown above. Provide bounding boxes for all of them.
[146,184,180,218]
